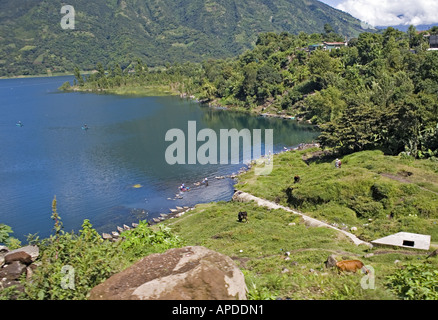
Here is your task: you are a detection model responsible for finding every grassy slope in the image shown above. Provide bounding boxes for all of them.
[237,149,438,241]
[159,149,438,300]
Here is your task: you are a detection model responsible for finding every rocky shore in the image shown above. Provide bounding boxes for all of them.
[99,140,321,242]
[0,245,39,294]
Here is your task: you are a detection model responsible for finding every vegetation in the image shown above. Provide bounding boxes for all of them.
[0,199,184,300]
[1,148,437,300]
[69,26,438,159]
[161,199,437,300]
[386,263,438,300]
[2,2,438,300]
[0,0,364,78]
[237,149,438,242]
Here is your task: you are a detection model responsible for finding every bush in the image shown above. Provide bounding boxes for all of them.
[0,224,21,248]
[349,196,385,220]
[20,219,184,300]
[386,263,438,300]
[0,224,13,244]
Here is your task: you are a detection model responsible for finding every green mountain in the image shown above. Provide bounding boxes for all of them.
[0,0,364,77]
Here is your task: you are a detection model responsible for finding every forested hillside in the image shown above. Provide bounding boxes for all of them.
[0,0,365,77]
[69,27,438,159]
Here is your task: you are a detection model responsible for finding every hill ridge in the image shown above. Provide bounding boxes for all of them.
[0,0,364,77]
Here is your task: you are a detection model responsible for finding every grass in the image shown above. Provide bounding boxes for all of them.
[157,148,438,300]
[236,149,438,242]
[160,200,436,300]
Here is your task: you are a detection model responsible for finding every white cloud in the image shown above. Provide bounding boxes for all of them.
[336,0,438,26]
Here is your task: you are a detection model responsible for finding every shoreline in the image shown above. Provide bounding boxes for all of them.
[61,82,318,126]
[180,92,317,125]
[0,72,96,80]
[106,141,321,237]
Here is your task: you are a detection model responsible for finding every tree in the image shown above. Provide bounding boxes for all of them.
[324,23,334,35]
[239,62,258,98]
[307,50,341,88]
[318,102,384,154]
[356,32,383,65]
[305,86,346,123]
[74,66,84,86]
[407,25,421,48]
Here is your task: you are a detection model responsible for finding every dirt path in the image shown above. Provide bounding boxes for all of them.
[232,190,373,248]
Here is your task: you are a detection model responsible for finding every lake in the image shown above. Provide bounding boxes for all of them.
[0,76,319,241]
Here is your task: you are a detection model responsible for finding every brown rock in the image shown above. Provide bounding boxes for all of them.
[5,251,33,265]
[89,246,247,300]
[0,261,27,280]
[6,246,39,262]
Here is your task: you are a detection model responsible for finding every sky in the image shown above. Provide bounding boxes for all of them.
[318,0,438,27]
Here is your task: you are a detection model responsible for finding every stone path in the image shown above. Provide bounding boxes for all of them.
[232,191,372,248]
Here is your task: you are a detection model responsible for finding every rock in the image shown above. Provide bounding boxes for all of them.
[0,261,27,280]
[89,246,248,300]
[4,251,33,265]
[281,268,290,274]
[102,233,113,241]
[325,254,338,268]
[6,246,39,262]
[0,246,8,253]
[351,227,358,232]
[0,278,22,290]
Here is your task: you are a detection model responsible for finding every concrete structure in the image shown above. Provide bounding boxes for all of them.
[371,232,431,250]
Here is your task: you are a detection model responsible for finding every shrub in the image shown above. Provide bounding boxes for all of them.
[0,224,13,245]
[349,196,385,220]
[386,263,438,300]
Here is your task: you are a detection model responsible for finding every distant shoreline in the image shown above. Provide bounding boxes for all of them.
[0,71,93,80]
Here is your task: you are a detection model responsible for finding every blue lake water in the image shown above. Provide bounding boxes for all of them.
[0,76,319,241]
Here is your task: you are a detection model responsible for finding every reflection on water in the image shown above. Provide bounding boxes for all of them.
[0,77,319,240]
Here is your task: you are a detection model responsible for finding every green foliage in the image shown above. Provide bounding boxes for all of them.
[68,26,438,159]
[0,0,365,78]
[386,263,438,300]
[0,224,13,245]
[121,221,185,256]
[238,149,438,241]
[9,197,184,300]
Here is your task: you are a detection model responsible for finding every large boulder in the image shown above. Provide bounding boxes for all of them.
[89,246,248,300]
[6,246,39,262]
[4,251,33,265]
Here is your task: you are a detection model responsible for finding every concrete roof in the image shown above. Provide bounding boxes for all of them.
[371,232,431,250]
